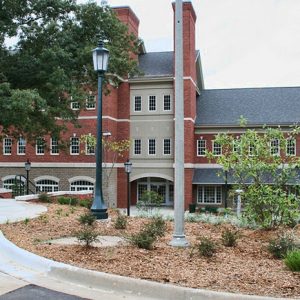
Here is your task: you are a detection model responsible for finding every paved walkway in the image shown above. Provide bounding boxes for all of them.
[0,199,292,300]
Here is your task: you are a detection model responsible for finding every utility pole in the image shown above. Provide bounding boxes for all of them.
[170,0,189,247]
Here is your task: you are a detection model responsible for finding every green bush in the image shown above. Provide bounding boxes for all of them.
[78,213,96,226]
[128,230,156,250]
[76,227,99,247]
[79,199,92,208]
[221,228,239,247]
[197,237,216,257]
[284,250,300,272]
[38,193,51,203]
[114,214,127,229]
[144,216,166,238]
[205,206,218,214]
[268,232,296,259]
[136,190,163,213]
[128,217,166,250]
[57,196,78,206]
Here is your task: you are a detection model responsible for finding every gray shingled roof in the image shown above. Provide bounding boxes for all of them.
[137,51,174,77]
[196,87,300,126]
[193,168,300,184]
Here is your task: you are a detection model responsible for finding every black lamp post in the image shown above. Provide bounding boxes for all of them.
[24,159,31,195]
[91,39,109,219]
[124,159,132,216]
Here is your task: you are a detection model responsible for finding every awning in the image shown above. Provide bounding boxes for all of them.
[192,168,300,185]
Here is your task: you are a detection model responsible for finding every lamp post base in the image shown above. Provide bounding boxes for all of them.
[169,235,189,247]
[91,209,108,220]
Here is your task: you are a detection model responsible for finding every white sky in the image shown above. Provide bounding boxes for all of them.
[93,0,300,90]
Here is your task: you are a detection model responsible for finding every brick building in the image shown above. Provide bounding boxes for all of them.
[1,2,300,208]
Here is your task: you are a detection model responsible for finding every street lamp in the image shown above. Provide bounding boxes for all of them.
[91,39,109,219]
[124,159,132,216]
[24,159,31,195]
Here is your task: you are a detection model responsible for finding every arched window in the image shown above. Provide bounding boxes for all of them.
[70,180,94,192]
[36,179,59,193]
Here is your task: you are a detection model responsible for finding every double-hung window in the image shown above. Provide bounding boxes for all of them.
[86,95,96,110]
[163,95,171,111]
[213,141,222,156]
[134,139,141,155]
[197,140,206,156]
[286,138,296,156]
[85,141,95,155]
[134,96,142,112]
[36,138,45,155]
[3,138,12,155]
[70,137,80,155]
[148,139,156,155]
[163,138,171,155]
[17,137,26,155]
[149,96,156,111]
[51,137,59,155]
[270,139,280,156]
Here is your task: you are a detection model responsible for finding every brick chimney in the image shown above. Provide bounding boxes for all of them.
[113,6,140,38]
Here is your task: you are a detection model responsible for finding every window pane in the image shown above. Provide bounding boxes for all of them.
[86,95,96,109]
[149,96,156,111]
[51,137,59,154]
[148,139,156,155]
[134,96,142,111]
[3,138,12,155]
[197,140,206,156]
[163,95,171,111]
[70,137,79,154]
[134,139,141,155]
[163,139,171,155]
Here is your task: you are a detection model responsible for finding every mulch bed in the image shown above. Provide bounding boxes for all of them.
[0,203,299,299]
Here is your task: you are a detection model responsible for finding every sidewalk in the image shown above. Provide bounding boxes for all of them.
[0,199,293,300]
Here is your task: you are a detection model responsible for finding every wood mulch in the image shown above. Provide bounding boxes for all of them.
[0,203,299,299]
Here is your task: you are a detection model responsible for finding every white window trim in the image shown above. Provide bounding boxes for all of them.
[163,138,172,156]
[133,139,142,155]
[148,95,156,112]
[134,96,142,112]
[163,94,172,112]
[212,141,222,156]
[71,101,80,110]
[35,138,45,156]
[148,138,156,156]
[70,137,80,155]
[17,138,26,155]
[85,95,96,110]
[197,139,206,157]
[286,138,296,156]
[270,139,280,156]
[85,142,95,155]
[50,138,59,155]
[197,185,222,205]
[3,138,12,156]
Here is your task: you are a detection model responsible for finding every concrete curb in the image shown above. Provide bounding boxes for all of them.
[0,231,292,300]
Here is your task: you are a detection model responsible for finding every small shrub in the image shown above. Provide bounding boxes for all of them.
[221,228,239,247]
[205,206,218,214]
[57,196,78,206]
[114,214,127,229]
[268,232,296,259]
[136,190,163,213]
[38,193,51,203]
[76,227,99,247]
[23,218,30,225]
[78,213,96,226]
[129,230,156,250]
[284,250,300,272]
[79,199,91,208]
[144,216,166,238]
[197,237,216,257]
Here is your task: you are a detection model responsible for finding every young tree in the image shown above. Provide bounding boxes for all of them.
[0,0,140,141]
[207,118,300,228]
[81,134,130,207]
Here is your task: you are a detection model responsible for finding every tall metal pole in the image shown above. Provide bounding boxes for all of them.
[91,73,108,219]
[170,0,189,247]
[127,172,130,216]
